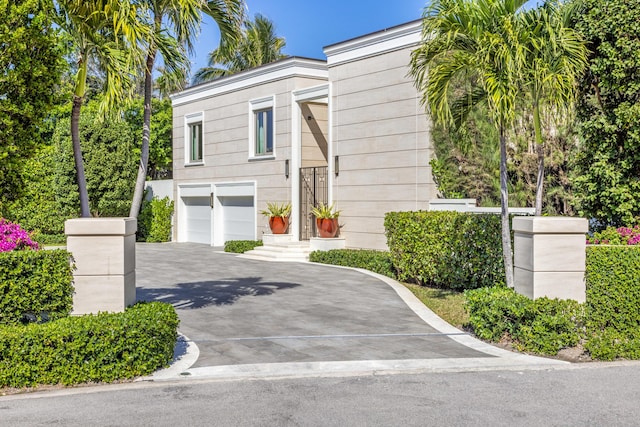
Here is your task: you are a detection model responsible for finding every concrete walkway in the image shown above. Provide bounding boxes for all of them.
[136,243,566,381]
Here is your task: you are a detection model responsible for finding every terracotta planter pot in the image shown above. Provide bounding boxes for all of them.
[269,216,289,234]
[316,218,339,238]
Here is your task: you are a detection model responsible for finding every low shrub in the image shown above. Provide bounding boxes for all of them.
[385,211,504,289]
[465,286,585,355]
[0,249,74,326]
[309,249,397,279]
[587,225,640,245]
[0,302,178,387]
[138,196,174,242]
[224,240,263,253]
[585,245,640,360]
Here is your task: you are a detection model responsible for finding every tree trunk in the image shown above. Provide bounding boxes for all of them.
[533,100,544,216]
[500,125,514,288]
[129,48,157,218]
[71,95,90,217]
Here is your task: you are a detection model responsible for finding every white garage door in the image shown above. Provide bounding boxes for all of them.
[220,196,255,242]
[183,197,211,244]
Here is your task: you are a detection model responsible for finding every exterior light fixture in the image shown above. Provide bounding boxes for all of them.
[285,159,290,178]
[334,155,339,176]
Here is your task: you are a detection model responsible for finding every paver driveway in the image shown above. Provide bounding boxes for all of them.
[135,243,564,377]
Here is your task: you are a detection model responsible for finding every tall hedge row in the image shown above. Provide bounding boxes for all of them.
[585,245,640,360]
[0,249,74,325]
[384,211,504,289]
[0,302,178,387]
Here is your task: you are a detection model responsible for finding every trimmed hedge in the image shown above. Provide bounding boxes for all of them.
[385,211,504,289]
[0,302,178,387]
[138,196,174,242]
[465,286,585,355]
[309,249,397,279]
[585,245,640,360]
[224,240,263,253]
[0,249,74,325]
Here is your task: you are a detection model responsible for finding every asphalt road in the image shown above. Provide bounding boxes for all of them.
[2,363,640,426]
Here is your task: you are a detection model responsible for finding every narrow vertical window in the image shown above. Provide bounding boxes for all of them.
[189,121,202,163]
[254,108,273,155]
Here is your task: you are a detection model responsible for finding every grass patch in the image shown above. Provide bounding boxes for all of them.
[403,283,469,328]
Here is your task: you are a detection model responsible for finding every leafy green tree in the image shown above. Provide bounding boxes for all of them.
[0,0,65,212]
[410,0,530,288]
[431,102,579,215]
[193,13,286,84]
[572,0,640,227]
[53,0,147,217]
[52,100,138,217]
[129,0,243,218]
[124,97,174,180]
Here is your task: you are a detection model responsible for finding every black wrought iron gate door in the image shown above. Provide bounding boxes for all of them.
[299,166,328,240]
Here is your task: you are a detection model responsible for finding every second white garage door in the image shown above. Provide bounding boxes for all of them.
[220,196,255,242]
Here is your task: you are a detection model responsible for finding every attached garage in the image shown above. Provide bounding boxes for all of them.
[220,196,255,242]
[178,185,213,245]
[183,196,211,244]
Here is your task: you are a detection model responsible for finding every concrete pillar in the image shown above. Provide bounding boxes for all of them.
[513,217,588,302]
[65,218,137,314]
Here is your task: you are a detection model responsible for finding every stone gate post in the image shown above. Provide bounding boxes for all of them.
[513,217,588,302]
[65,217,136,314]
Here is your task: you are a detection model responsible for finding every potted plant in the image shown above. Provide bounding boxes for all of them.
[311,202,341,238]
[260,202,291,234]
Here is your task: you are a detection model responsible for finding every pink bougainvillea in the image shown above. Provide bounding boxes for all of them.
[587,225,640,246]
[0,218,39,252]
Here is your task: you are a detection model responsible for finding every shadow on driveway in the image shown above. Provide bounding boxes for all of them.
[137,277,301,309]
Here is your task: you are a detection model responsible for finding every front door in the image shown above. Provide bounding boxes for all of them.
[299,166,328,240]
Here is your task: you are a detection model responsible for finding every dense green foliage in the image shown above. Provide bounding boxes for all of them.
[138,196,174,242]
[431,109,578,214]
[5,98,173,240]
[4,144,75,240]
[584,245,640,360]
[465,286,585,355]
[0,0,65,210]
[309,249,397,279]
[0,302,178,387]
[0,249,73,325]
[384,211,504,289]
[124,98,174,180]
[53,101,138,217]
[572,0,640,227]
[224,240,263,253]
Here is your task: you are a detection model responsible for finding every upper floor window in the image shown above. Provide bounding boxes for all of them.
[254,108,273,156]
[249,96,275,159]
[185,112,204,165]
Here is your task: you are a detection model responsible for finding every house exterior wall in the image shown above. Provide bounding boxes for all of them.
[171,59,327,242]
[325,21,437,250]
[300,102,328,168]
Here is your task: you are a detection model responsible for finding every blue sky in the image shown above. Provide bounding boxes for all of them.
[189,0,427,77]
[189,0,541,80]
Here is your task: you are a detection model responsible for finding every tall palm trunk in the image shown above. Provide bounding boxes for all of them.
[500,124,514,288]
[71,94,90,217]
[533,98,544,216]
[129,47,157,218]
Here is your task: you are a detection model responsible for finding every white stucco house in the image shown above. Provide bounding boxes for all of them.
[169,19,437,250]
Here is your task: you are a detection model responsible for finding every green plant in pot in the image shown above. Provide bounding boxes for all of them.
[311,202,341,238]
[260,202,291,234]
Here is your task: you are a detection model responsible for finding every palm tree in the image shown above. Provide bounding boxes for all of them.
[128,0,244,218]
[410,0,530,288]
[193,13,286,84]
[520,1,587,215]
[54,0,147,217]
